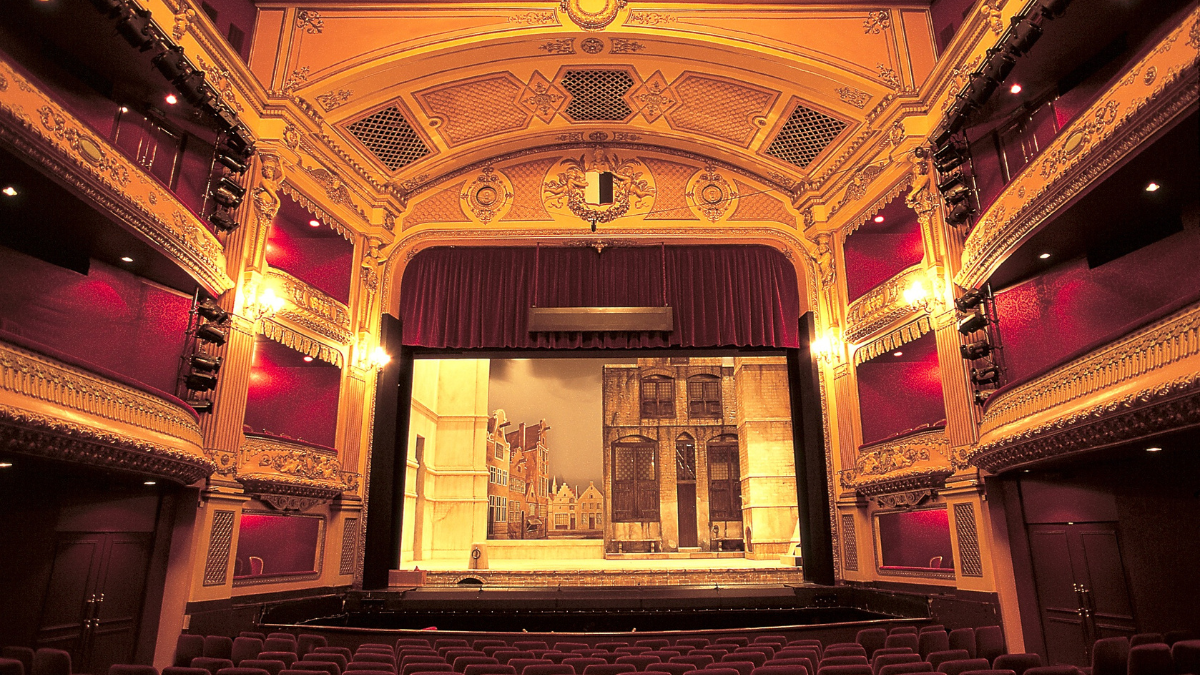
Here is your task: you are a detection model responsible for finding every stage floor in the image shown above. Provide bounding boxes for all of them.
[392,555,805,588]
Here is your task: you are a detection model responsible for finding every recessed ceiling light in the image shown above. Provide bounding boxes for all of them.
[119,106,129,113]
[0,462,12,468]
[303,356,314,362]
[1038,252,1051,259]
[144,480,157,485]
[308,219,321,227]
[892,351,903,357]
[120,256,134,263]
[165,94,178,105]
[2,186,17,197]
[1146,447,1162,453]
[1145,182,1161,192]
[1009,83,1023,94]
[873,215,885,223]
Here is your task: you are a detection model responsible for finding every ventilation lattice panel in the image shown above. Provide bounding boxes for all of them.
[345,105,431,172]
[560,70,635,122]
[765,103,847,169]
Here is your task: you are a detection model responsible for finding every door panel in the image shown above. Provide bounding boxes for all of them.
[1078,527,1136,638]
[677,483,697,547]
[87,534,152,675]
[36,535,104,656]
[1028,526,1088,666]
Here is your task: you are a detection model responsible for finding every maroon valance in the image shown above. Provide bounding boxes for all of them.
[398,245,800,349]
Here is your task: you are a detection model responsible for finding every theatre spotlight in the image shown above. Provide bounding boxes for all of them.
[186,398,214,414]
[175,71,213,106]
[212,176,246,209]
[932,126,954,149]
[983,48,1017,85]
[971,364,1001,386]
[215,147,248,174]
[943,184,973,207]
[961,340,993,360]
[209,209,239,232]
[933,138,969,173]
[957,309,989,335]
[1007,16,1044,55]
[946,199,975,226]
[955,288,987,312]
[945,100,973,134]
[185,370,218,391]
[115,6,156,51]
[964,75,999,109]
[210,104,240,132]
[1038,0,1070,19]
[196,323,227,345]
[973,390,993,406]
[197,300,230,324]
[190,353,222,374]
[151,46,190,82]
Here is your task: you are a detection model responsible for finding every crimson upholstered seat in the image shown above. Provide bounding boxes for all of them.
[234,639,265,666]
[819,659,867,670]
[825,649,867,661]
[993,655,1041,675]
[463,665,515,675]
[699,667,740,675]
[317,651,354,663]
[877,663,933,675]
[454,658,499,674]
[816,665,872,675]
[193,658,236,675]
[871,653,920,675]
[888,631,917,637]
[510,660,553,675]
[436,644,470,654]
[753,665,808,675]
[265,642,298,656]
[241,660,287,675]
[397,643,433,651]
[555,647,588,655]
[1172,640,1200,675]
[645,665,694,675]
[205,639,236,661]
[175,639,207,668]
[973,629,1005,665]
[919,629,945,636]
[927,654,969,673]
[304,655,348,674]
[496,654,534,665]
[357,656,396,667]
[525,666,575,675]
[616,656,662,672]
[1091,638,1129,675]
[242,634,268,642]
[883,638,917,655]
[957,670,1015,675]
[871,650,914,665]
[516,646,550,654]
[291,661,340,675]
[717,661,753,675]
[297,636,327,657]
[716,642,751,651]
[755,640,788,650]
[564,660,608,675]
[1127,645,1174,675]
[260,654,298,668]
[946,634,974,661]
[856,632,887,661]
[918,635,949,661]
[671,657,714,670]
[347,663,394,675]
[677,642,710,651]
[937,660,990,675]
[727,654,765,669]
[617,651,652,658]
[0,659,24,675]
[636,643,670,652]
[165,668,211,675]
[402,665,450,675]
[766,659,812,675]
[738,650,774,662]
[1131,636,1165,649]
[216,666,272,675]
[1022,668,1081,675]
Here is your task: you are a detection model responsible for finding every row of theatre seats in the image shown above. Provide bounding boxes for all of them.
[2,627,1196,675]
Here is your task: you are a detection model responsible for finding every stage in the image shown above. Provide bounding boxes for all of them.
[391,552,805,588]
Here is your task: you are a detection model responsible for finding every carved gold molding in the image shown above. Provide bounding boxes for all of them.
[267,268,353,345]
[0,57,234,295]
[957,10,1200,288]
[968,302,1200,472]
[845,265,925,344]
[238,433,359,499]
[840,426,952,496]
[261,319,346,367]
[853,315,932,364]
[0,339,212,482]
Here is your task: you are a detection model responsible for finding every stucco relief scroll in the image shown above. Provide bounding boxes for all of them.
[543,147,655,225]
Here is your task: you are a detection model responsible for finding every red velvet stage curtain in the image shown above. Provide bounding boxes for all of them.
[399,245,799,349]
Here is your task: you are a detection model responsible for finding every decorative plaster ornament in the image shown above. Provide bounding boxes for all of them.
[543,147,654,225]
[560,0,627,31]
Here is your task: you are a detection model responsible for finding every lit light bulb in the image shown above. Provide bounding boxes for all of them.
[165,94,178,105]
[372,346,392,369]
[873,215,885,223]
[1009,83,1023,94]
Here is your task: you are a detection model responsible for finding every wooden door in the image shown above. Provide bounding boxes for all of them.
[1028,523,1135,667]
[36,532,152,674]
[677,483,698,547]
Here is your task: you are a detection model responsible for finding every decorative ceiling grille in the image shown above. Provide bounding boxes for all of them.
[344,105,431,172]
[765,103,847,169]
[560,69,635,121]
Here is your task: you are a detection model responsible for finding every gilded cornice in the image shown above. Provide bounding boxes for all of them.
[0,58,234,295]
[845,265,925,345]
[0,338,211,482]
[840,427,952,496]
[279,182,356,240]
[957,10,1200,288]
[267,268,354,346]
[238,433,360,499]
[967,302,1200,472]
[0,338,203,447]
[261,319,347,367]
[853,316,933,365]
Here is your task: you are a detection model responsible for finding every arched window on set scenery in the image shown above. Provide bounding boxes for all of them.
[640,375,675,419]
[687,374,722,418]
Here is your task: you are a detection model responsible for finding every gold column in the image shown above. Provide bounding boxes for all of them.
[933,308,979,449]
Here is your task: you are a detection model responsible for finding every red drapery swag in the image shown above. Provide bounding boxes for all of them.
[399,245,800,349]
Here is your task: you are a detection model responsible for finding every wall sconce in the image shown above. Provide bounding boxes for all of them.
[371,346,392,370]
[247,287,286,322]
[903,279,932,313]
[810,332,842,364]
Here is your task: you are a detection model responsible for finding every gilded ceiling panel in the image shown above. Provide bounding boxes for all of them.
[640,157,700,221]
[415,73,533,147]
[663,74,778,147]
[402,181,469,231]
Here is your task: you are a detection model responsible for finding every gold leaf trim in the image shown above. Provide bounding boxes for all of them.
[261,319,345,367]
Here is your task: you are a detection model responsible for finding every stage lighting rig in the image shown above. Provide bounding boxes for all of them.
[933,138,969,173]
[957,310,989,336]
[152,45,190,82]
[1037,0,1070,19]
[209,209,239,232]
[1006,14,1044,55]
[982,48,1017,85]
[954,288,987,313]
[961,340,993,360]
[971,364,1001,386]
[115,5,157,51]
[973,390,993,406]
[186,398,214,415]
[212,176,246,209]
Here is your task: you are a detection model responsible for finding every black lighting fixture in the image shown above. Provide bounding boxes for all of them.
[209,209,239,232]
[964,74,999,109]
[174,71,213,106]
[215,143,249,174]
[970,364,1002,386]
[933,138,969,173]
[946,200,975,227]
[184,370,218,391]
[973,390,993,406]
[189,352,222,375]
[944,98,973,134]
[212,176,246,209]
[197,299,230,324]
[196,320,227,346]
[961,340,993,360]
[943,183,973,207]
[210,104,241,132]
[152,45,190,82]
[186,398,214,415]
[957,309,989,335]
[937,169,968,195]
[982,48,1017,85]
[1007,15,1044,55]
[115,5,157,51]
[954,288,987,312]
[90,0,124,16]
